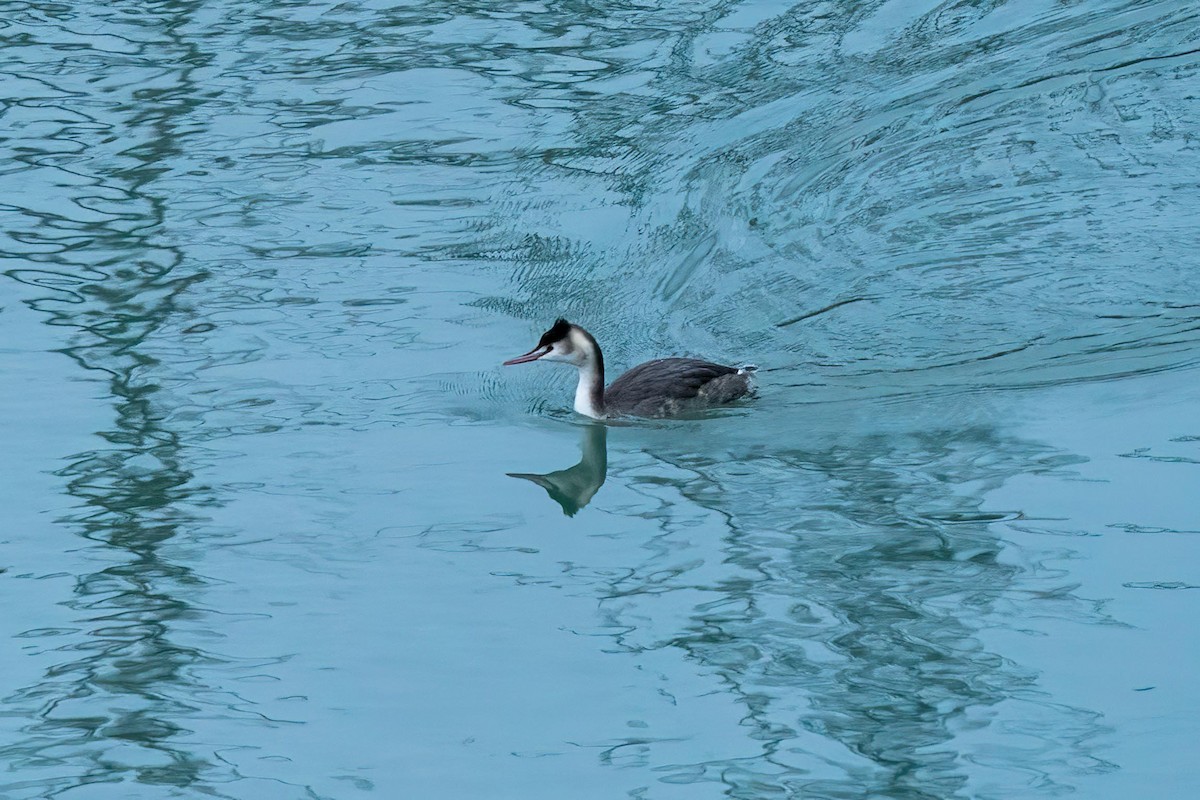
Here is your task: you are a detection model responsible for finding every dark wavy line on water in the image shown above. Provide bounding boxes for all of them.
[961,44,1200,106]
[775,296,876,328]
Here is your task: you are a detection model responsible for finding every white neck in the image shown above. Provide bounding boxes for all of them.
[573,362,605,419]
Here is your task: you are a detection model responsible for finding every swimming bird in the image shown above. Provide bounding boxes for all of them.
[503,319,755,418]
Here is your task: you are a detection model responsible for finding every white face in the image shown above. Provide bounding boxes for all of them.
[542,329,592,367]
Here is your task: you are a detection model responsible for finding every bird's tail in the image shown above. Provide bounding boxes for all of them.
[733,364,759,398]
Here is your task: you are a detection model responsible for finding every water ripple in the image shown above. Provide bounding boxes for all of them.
[3,1,1197,798]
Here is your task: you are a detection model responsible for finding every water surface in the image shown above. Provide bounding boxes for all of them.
[2,1,1198,798]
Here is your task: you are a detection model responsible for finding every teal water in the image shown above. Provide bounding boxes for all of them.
[2,1,1199,797]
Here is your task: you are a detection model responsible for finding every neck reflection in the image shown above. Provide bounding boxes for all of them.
[508,424,608,516]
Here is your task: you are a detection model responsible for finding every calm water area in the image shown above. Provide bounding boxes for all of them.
[2,1,1199,798]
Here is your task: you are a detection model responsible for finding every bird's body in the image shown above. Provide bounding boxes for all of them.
[605,358,751,416]
[503,319,755,419]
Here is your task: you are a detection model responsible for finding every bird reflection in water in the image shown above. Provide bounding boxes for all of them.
[507,424,607,516]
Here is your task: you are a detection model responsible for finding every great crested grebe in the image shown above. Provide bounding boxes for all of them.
[503,319,756,418]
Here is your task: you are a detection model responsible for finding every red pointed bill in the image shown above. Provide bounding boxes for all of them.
[503,345,550,366]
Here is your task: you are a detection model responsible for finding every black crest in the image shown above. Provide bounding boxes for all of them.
[537,318,572,347]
